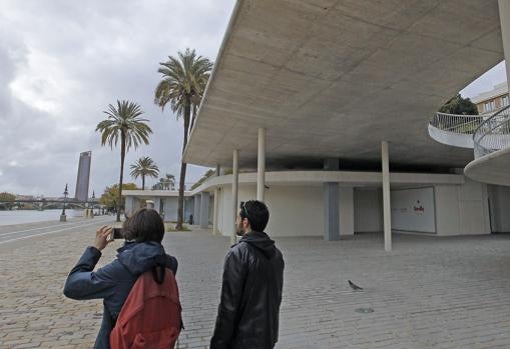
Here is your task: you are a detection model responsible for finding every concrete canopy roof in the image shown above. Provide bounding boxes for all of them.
[184,0,504,169]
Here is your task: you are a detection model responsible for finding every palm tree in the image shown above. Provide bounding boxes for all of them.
[96,100,152,222]
[130,156,159,190]
[155,48,213,229]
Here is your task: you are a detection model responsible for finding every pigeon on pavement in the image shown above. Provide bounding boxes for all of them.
[348,280,363,291]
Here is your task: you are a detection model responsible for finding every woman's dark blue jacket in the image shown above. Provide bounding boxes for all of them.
[63,241,178,349]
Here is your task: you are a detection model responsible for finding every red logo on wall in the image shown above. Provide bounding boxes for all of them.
[413,200,424,213]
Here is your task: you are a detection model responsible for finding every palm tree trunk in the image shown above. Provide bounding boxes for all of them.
[189,104,197,135]
[142,175,145,190]
[117,132,126,222]
[176,98,191,230]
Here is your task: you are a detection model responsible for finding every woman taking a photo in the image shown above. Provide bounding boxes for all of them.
[63,208,178,348]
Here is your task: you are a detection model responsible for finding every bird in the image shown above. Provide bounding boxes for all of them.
[348,280,363,291]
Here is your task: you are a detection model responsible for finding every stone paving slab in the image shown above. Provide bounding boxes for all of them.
[2,223,510,348]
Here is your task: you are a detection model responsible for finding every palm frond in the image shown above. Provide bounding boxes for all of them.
[96,100,153,151]
[154,48,213,120]
[130,156,160,180]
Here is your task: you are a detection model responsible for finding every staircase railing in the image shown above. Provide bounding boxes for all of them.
[473,105,510,158]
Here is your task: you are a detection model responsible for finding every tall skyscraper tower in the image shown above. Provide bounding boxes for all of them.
[75,151,92,201]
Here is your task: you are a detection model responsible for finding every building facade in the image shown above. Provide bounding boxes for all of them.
[471,82,509,115]
[75,151,91,202]
[146,1,510,251]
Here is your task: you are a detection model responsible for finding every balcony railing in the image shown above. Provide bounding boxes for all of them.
[429,112,484,135]
[428,112,484,149]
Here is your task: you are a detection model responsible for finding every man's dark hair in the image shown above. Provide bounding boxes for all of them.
[122,208,165,242]
[240,200,269,232]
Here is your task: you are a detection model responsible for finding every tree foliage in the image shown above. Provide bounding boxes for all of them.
[130,156,159,190]
[154,48,213,229]
[0,192,16,202]
[99,183,137,211]
[0,192,16,209]
[439,94,478,115]
[96,101,152,150]
[95,100,152,221]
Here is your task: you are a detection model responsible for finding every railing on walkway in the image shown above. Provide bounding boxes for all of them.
[473,106,510,158]
[428,112,484,149]
[429,112,483,135]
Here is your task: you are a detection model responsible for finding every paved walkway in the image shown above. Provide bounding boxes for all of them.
[1,221,510,348]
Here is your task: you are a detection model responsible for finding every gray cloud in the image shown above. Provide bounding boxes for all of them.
[0,0,236,197]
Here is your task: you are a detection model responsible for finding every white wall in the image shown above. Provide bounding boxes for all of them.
[162,197,178,221]
[488,185,510,232]
[216,185,323,237]
[458,179,490,235]
[391,187,436,233]
[354,188,383,232]
[212,178,491,238]
[434,185,460,236]
[435,179,491,236]
[265,186,324,237]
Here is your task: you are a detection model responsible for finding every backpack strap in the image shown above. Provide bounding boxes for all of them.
[152,264,166,284]
[151,254,170,284]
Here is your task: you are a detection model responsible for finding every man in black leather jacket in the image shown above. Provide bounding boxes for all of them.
[211,200,284,349]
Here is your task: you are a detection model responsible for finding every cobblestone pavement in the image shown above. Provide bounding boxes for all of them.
[2,221,510,348]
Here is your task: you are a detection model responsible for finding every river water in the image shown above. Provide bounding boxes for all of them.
[0,209,85,226]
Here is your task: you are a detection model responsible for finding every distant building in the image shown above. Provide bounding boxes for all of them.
[471,82,509,115]
[75,151,92,202]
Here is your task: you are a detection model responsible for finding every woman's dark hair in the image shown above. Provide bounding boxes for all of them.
[122,208,165,242]
[240,200,269,232]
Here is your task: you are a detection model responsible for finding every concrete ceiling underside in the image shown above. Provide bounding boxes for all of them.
[184,0,504,169]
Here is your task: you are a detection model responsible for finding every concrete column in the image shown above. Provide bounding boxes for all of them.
[339,187,354,236]
[499,0,510,87]
[323,183,340,241]
[232,149,239,245]
[257,128,266,201]
[216,164,221,176]
[382,141,392,252]
[200,192,210,229]
[323,158,340,241]
[213,188,220,235]
[193,195,201,225]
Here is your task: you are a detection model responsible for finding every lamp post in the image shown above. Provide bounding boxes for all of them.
[60,184,69,222]
[91,191,96,217]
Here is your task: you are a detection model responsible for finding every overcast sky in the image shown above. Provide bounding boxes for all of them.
[0,0,236,197]
[0,1,506,197]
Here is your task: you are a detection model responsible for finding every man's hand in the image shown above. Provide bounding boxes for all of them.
[94,226,113,251]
